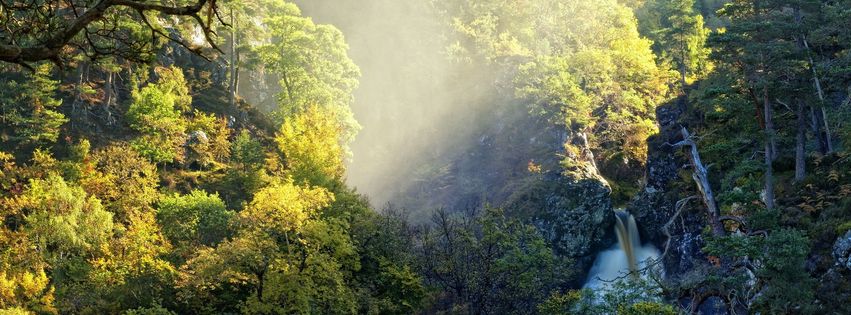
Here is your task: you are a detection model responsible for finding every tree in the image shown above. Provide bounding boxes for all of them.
[446,0,675,199]
[327,192,425,314]
[254,0,360,138]
[126,66,189,163]
[157,190,233,250]
[217,130,267,208]
[179,182,359,314]
[275,105,346,186]
[0,64,67,153]
[711,0,796,210]
[22,175,114,263]
[219,0,264,110]
[0,0,224,67]
[82,144,160,222]
[185,110,231,168]
[656,0,712,91]
[417,207,572,314]
[231,130,265,173]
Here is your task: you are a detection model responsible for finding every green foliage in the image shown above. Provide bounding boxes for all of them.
[704,229,815,313]
[537,290,586,314]
[0,1,435,314]
[438,0,673,202]
[637,0,712,86]
[123,304,176,315]
[327,191,425,314]
[0,64,67,153]
[83,144,160,222]
[417,207,572,314]
[179,181,361,314]
[0,269,55,314]
[210,130,268,208]
[22,175,114,258]
[6,0,851,313]
[619,301,679,315]
[126,66,189,163]
[254,0,360,140]
[231,130,265,172]
[537,277,676,315]
[157,190,233,249]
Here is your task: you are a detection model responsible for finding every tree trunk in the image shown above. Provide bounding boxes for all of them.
[256,270,265,302]
[810,106,831,155]
[228,8,238,109]
[795,5,833,154]
[764,89,777,161]
[679,60,688,95]
[803,38,833,153]
[763,88,776,210]
[678,127,725,237]
[795,100,806,182]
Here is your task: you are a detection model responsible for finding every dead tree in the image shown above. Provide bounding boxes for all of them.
[673,127,726,237]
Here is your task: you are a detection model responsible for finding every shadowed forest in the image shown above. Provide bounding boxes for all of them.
[2,0,851,314]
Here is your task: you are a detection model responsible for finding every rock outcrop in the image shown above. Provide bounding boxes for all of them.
[834,230,851,271]
[506,169,615,279]
[628,99,709,278]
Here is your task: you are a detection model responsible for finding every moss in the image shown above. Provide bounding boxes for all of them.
[838,221,851,235]
[608,178,640,208]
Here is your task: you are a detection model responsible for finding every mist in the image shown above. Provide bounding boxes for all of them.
[292,0,505,210]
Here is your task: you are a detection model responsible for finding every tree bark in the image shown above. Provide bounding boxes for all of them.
[795,99,806,182]
[680,62,688,95]
[763,87,777,161]
[677,127,725,237]
[228,8,239,109]
[763,88,776,210]
[810,106,828,154]
[104,70,116,124]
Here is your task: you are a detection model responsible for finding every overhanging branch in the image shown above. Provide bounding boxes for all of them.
[0,0,220,65]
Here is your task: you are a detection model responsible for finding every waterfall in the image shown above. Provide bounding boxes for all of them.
[614,210,640,275]
[584,210,660,290]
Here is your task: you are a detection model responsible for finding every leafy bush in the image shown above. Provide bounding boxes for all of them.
[157,190,233,248]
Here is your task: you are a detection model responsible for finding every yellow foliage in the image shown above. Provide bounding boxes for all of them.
[276,105,346,185]
[240,181,334,233]
[0,269,55,314]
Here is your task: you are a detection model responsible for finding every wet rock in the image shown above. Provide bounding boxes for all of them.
[833,230,851,270]
[697,296,728,315]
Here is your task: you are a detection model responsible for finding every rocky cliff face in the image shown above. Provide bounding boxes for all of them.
[628,99,710,279]
[505,167,616,284]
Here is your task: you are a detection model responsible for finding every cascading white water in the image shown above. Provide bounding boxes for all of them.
[584,210,661,290]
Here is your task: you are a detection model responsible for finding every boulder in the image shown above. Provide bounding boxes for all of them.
[833,230,851,271]
[506,171,614,259]
[697,296,729,315]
